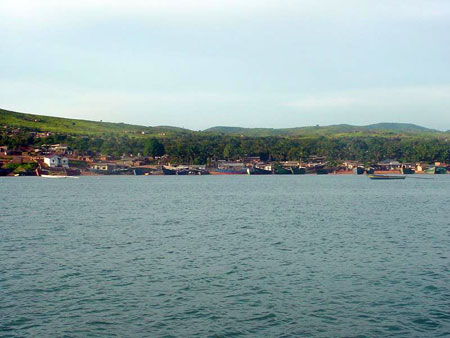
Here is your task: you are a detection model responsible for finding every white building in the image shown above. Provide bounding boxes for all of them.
[44,155,69,168]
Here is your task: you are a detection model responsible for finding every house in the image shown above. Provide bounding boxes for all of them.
[44,155,69,168]
[48,144,71,155]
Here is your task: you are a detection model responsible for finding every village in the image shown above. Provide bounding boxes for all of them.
[0,141,448,177]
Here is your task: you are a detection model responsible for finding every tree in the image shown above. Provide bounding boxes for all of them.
[144,138,165,157]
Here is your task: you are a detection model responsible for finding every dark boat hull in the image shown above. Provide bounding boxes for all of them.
[250,167,272,175]
[133,168,152,176]
[316,169,329,175]
[401,168,415,174]
[368,174,406,180]
[209,168,248,175]
[0,168,14,176]
[162,166,189,175]
[292,167,306,175]
[353,167,365,175]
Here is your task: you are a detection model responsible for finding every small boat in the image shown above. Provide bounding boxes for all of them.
[401,167,415,174]
[133,168,152,176]
[291,166,306,175]
[36,167,80,178]
[162,165,189,175]
[353,166,365,175]
[209,166,249,175]
[425,166,447,175]
[249,166,272,175]
[367,174,406,180]
[274,165,291,175]
[316,168,329,175]
[0,168,14,176]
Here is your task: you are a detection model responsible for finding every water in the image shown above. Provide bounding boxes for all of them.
[1,175,450,337]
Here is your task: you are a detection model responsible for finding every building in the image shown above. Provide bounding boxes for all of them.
[44,155,69,168]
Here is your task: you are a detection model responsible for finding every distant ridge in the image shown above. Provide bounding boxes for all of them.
[0,107,446,137]
[204,123,442,137]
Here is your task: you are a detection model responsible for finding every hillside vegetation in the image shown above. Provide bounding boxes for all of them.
[1,107,447,138]
[0,108,189,137]
[205,123,444,137]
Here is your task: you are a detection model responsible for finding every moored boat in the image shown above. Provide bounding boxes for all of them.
[425,166,447,174]
[353,166,365,175]
[367,174,406,180]
[162,165,189,175]
[249,166,272,175]
[274,164,291,175]
[36,167,80,177]
[316,168,329,175]
[209,168,249,175]
[400,167,415,174]
[133,167,152,176]
[0,168,14,176]
[209,162,249,175]
[292,166,306,175]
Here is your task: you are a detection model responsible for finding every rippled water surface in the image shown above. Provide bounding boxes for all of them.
[1,175,450,337]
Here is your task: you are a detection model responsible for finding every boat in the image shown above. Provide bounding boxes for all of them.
[292,166,306,175]
[188,168,209,175]
[162,165,189,175]
[249,166,272,175]
[208,163,249,175]
[133,167,152,176]
[41,174,78,179]
[400,167,415,174]
[367,174,406,180]
[425,166,447,175]
[353,166,365,175]
[274,165,306,175]
[36,167,80,177]
[316,168,329,175]
[0,168,14,176]
[14,171,37,176]
[274,164,291,175]
[209,168,249,175]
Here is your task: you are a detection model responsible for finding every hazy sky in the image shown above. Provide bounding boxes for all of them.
[1,0,449,130]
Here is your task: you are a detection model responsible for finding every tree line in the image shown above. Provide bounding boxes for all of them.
[2,130,450,164]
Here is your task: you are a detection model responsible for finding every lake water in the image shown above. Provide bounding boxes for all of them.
[1,175,450,337]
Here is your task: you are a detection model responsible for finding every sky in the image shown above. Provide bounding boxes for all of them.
[1,0,449,130]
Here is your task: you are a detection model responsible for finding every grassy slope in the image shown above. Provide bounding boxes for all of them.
[0,108,190,137]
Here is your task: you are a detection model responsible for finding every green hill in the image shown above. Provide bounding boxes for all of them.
[205,123,443,137]
[0,108,190,137]
[1,107,446,138]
